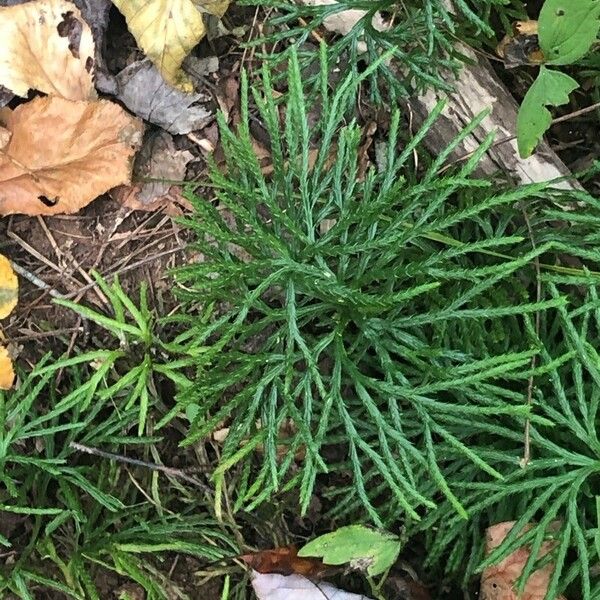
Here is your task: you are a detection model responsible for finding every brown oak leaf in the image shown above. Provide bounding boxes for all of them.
[0,96,144,216]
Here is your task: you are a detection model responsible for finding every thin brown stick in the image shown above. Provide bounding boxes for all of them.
[70,442,211,490]
[521,208,541,468]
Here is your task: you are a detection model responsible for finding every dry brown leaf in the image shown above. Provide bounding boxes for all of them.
[211,418,306,462]
[0,0,96,100]
[241,547,332,579]
[480,521,567,600]
[0,96,144,216]
[110,185,193,216]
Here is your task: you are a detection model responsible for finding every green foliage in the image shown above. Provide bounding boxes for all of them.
[539,0,600,66]
[0,356,238,599]
[516,66,578,157]
[240,0,527,100]
[55,273,193,435]
[298,525,401,576]
[170,47,600,596]
[516,0,600,157]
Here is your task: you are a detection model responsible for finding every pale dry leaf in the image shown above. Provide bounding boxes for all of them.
[0,345,14,390]
[298,0,387,51]
[115,60,212,134]
[0,96,144,216]
[0,254,18,391]
[0,0,96,100]
[111,0,230,91]
[251,571,374,600]
[480,521,567,600]
[110,130,195,215]
[0,254,18,320]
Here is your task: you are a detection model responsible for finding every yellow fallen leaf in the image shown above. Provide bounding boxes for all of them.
[0,0,96,101]
[0,346,15,391]
[112,0,230,91]
[0,96,144,216]
[0,255,17,391]
[0,255,18,320]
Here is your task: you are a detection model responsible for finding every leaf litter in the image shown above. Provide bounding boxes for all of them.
[0,96,143,215]
[111,0,230,91]
[0,0,96,100]
[114,59,212,134]
[0,253,17,389]
[0,0,585,598]
[110,130,195,214]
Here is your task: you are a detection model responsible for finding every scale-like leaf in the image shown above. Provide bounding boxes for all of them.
[539,0,600,65]
[298,525,401,576]
[516,66,578,157]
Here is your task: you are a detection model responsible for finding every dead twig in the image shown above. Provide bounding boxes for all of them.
[70,442,211,490]
[520,208,541,468]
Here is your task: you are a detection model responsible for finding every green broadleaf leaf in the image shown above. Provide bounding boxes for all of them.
[539,0,600,65]
[517,66,578,158]
[297,525,401,576]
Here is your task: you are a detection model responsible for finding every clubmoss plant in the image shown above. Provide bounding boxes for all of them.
[165,47,600,597]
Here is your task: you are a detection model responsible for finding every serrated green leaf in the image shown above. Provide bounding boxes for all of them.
[517,66,578,157]
[297,525,401,576]
[539,0,600,65]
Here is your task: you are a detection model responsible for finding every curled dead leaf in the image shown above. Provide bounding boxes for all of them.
[0,0,96,100]
[0,96,144,216]
[109,130,195,215]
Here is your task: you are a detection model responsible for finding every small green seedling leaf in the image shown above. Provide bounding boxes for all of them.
[517,66,578,157]
[539,0,600,65]
[297,525,401,576]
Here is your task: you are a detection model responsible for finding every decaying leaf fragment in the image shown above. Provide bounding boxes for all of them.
[480,521,567,600]
[241,547,331,579]
[114,60,212,134]
[111,0,231,91]
[251,571,374,600]
[0,254,18,321]
[0,96,144,216]
[496,21,545,68]
[0,346,14,391]
[110,130,195,214]
[0,0,96,100]
[0,254,18,391]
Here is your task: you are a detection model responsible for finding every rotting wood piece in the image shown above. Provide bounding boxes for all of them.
[408,43,581,191]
